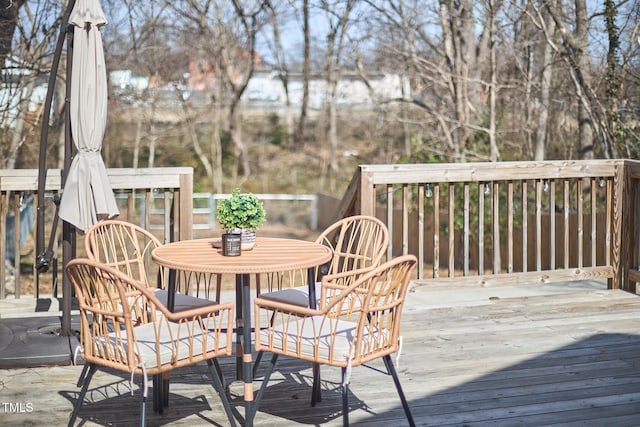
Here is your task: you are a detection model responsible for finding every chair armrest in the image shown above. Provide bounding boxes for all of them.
[254,296,322,316]
[120,272,234,322]
[318,266,374,314]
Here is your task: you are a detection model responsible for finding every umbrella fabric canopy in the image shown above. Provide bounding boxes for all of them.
[58,0,119,232]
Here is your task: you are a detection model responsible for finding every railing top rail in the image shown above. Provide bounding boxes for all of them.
[0,168,193,192]
[358,160,631,184]
[203,193,317,201]
[108,168,192,189]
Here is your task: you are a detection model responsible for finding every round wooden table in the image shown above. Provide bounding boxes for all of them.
[152,237,332,426]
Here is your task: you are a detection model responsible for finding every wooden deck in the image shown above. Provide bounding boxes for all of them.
[2,281,640,426]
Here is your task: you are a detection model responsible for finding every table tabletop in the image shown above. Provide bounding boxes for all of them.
[151,236,332,274]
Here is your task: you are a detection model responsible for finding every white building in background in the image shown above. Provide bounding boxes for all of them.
[109,70,149,93]
[109,70,132,89]
[108,63,409,111]
[242,70,409,109]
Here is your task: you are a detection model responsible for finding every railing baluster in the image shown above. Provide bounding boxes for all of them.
[402,184,409,256]
[493,181,499,275]
[478,182,485,276]
[387,184,393,262]
[433,183,440,278]
[1,191,6,298]
[577,179,584,268]
[418,183,425,279]
[507,181,514,274]
[13,192,20,298]
[522,180,528,273]
[564,179,570,269]
[449,183,455,277]
[164,190,172,244]
[127,191,134,222]
[591,177,597,266]
[536,179,542,272]
[605,177,612,267]
[145,190,152,231]
[550,180,556,270]
[464,183,470,276]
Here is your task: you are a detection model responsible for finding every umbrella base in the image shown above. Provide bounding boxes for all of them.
[0,314,80,368]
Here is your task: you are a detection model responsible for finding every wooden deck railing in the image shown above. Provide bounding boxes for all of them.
[0,167,193,298]
[5,161,640,299]
[338,160,640,293]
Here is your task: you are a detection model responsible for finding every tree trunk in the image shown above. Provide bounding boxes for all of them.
[604,0,621,155]
[295,0,310,147]
[534,2,557,161]
[176,84,213,177]
[229,99,249,180]
[488,0,499,162]
[267,3,294,149]
[212,74,223,194]
[575,0,593,159]
[439,0,478,162]
[328,77,338,193]
[0,0,25,68]
[6,78,36,168]
[133,117,141,169]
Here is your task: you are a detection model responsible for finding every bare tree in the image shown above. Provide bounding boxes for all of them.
[616,0,640,156]
[537,0,616,158]
[2,1,63,169]
[487,0,500,162]
[263,1,295,149]
[363,0,497,162]
[318,0,357,192]
[166,0,270,185]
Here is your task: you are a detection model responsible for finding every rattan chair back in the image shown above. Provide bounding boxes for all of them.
[84,219,163,288]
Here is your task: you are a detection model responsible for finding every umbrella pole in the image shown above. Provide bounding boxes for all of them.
[60,19,77,338]
[36,0,76,337]
[36,0,75,275]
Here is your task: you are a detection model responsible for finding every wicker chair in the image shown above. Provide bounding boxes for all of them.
[257,215,389,309]
[253,254,417,426]
[253,215,389,400]
[66,258,236,427]
[83,219,225,412]
[84,219,222,311]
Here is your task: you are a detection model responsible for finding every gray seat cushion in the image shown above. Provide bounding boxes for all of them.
[154,289,217,312]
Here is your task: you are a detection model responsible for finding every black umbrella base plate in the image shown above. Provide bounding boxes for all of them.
[0,316,80,368]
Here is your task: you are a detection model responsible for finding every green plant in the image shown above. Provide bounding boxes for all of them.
[215,189,266,231]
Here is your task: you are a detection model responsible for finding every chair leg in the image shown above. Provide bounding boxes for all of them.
[152,375,162,413]
[253,350,264,378]
[68,363,97,427]
[75,363,89,387]
[162,374,170,408]
[253,353,279,413]
[383,355,415,427]
[311,363,322,406]
[341,367,349,427]
[140,391,147,427]
[215,274,222,303]
[253,310,277,377]
[209,358,227,391]
[206,359,237,427]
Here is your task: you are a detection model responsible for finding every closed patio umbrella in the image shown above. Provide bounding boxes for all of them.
[58,0,119,233]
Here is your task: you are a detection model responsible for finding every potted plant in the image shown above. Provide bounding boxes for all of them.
[215,189,266,250]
